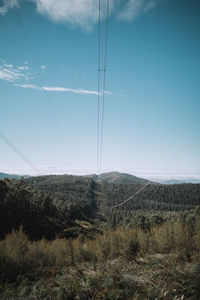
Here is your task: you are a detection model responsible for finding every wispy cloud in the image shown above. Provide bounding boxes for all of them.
[35,0,101,31]
[144,0,157,13]
[43,86,99,95]
[14,83,121,96]
[17,65,29,71]
[117,0,144,21]
[34,0,163,29]
[14,83,40,90]
[15,83,99,95]
[0,0,165,30]
[0,62,30,82]
[117,0,163,21]
[1,60,123,96]
[0,0,20,15]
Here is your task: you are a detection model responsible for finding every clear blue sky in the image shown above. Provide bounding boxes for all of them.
[0,0,199,178]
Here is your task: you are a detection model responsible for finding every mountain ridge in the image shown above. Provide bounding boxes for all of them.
[0,172,30,180]
[85,171,155,184]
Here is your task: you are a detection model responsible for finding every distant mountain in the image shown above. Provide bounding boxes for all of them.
[86,171,155,184]
[0,172,30,180]
[153,178,200,184]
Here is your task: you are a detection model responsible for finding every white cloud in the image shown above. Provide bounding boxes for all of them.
[0,62,30,82]
[15,83,99,95]
[117,0,145,21]
[43,86,99,95]
[17,66,29,70]
[15,83,123,96]
[1,61,122,96]
[0,0,20,15]
[117,0,163,21]
[14,83,40,89]
[0,0,164,29]
[35,0,165,27]
[41,65,46,69]
[4,64,13,68]
[144,0,157,12]
[35,0,101,31]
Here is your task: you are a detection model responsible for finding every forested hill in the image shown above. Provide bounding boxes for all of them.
[99,182,200,210]
[25,174,200,214]
[86,171,152,184]
[26,174,96,208]
[1,175,200,241]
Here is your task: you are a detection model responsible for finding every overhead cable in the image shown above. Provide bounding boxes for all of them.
[16,10,58,122]
[98,0,110,174]
[97,0,101,174]
[0,130,41,175]
[16,11,44,85]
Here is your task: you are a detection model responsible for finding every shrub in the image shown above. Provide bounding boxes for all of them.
[124,239,140,260]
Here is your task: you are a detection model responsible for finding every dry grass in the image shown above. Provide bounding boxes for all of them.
[0,219,200,299]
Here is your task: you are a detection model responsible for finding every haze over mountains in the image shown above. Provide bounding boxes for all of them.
[0,172,30,180]
[155,178,200,184]
[1,170,200,184]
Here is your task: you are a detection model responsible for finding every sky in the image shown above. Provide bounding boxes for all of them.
[0,0,200,179]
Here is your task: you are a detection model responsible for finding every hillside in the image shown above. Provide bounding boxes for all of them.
[25,174,200,225]
[26,174,96,204]
[86,171,153,184]
[0,172,29,180]
[26,174,98,223]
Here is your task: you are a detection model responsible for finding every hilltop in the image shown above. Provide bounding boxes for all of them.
[86,171,153,184]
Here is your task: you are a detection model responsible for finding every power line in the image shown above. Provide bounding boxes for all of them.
[112,149,190,208]
[113,182,151,208]
[15,10,44,85]
[97,0,101,175]
[99,0,110,174]
[15,10,58,123]
[0,130,41,175]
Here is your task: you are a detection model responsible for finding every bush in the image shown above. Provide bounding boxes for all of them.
[124,239,139,260]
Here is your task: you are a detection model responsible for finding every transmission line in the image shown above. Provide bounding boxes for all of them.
[16,11,44,85]
[112,149,190,209]
[98,0,110,174]
[113,182,151,208]
[0,131,41,175]
[16,10,59,123]
[97,0,101,174]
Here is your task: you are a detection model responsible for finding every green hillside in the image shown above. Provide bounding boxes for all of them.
[86,171,152,184]
[25,174,200,224]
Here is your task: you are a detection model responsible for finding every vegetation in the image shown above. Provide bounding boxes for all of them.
[26,175,97,220]
[0,179,99,241]
[0,215,200,299]
[0,174,200,299]
[26,174,200,226]
[86,171,150,184]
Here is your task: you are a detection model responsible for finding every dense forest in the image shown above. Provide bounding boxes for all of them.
[0,178,100,241]
[26,174,200,225]
[1,174,200,240]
